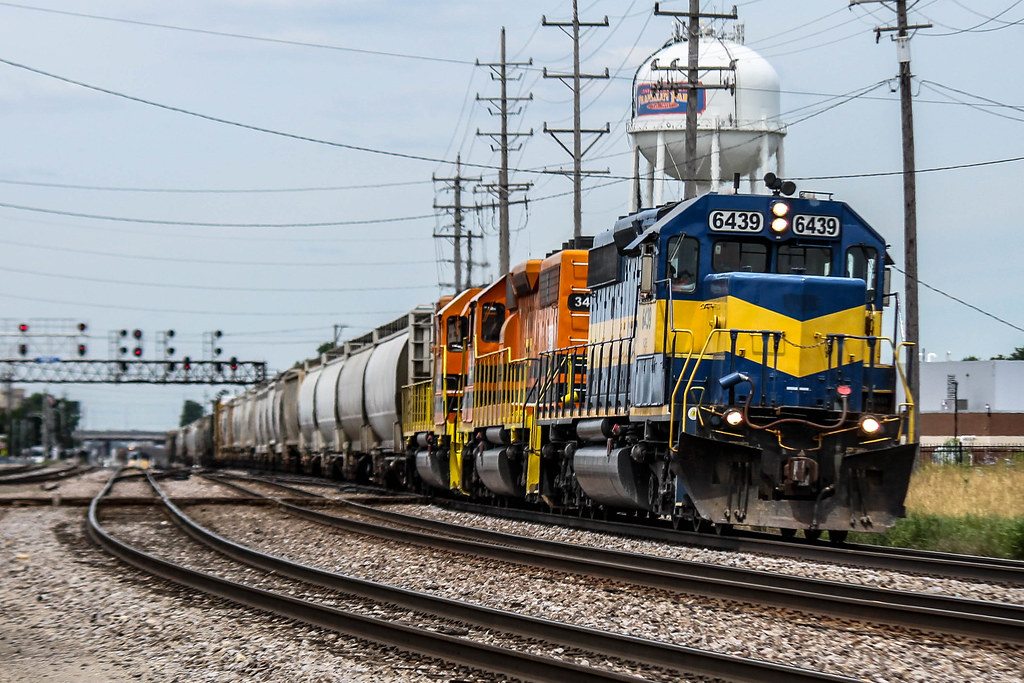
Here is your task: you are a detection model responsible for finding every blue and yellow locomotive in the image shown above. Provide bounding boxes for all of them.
[533,181,916,539]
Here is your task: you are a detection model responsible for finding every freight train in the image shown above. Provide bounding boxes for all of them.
[174,181,917,541]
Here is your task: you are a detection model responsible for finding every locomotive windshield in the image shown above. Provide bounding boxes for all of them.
[712,240,768,273]
[777,245,832,276]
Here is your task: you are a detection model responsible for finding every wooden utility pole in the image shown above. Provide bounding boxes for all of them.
[433,154,485,291]
[851,0,930,442]
[542,0,610,240]
[653,3,738,199]
[476,28,533,276]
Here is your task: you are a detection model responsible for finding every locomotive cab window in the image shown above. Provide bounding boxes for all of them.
[446,315,469,352]
[712,240,768,273]
[665,235,699,293]
[845,245,879,303]
[479,302,505,344]
[777,245,832,276]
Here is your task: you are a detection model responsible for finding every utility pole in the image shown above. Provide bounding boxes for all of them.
[542,0,610,240]
[433,154,486,291]
[476,27,534,276]
[653,3,738,199]
[851,0,930,442]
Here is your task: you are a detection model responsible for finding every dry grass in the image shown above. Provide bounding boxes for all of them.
[904,461,1024,518]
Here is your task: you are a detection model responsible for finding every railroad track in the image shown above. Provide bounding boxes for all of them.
[88,469,855,683]
[206,472,1024,647]
[432,498,1024,586]
[0,463,93,485]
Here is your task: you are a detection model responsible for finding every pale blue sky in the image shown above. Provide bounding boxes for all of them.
[0,1,1020,429]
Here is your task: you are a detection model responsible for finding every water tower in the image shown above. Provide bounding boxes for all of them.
[627,25,786,209]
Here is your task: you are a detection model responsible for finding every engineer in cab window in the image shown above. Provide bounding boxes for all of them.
[667,235,698,293]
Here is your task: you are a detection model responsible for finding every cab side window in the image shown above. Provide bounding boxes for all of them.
[665,235,699,293]
[480,303,505,344]
[846,245,879,304]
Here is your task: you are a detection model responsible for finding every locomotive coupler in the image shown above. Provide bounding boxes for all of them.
[782,451,819,496]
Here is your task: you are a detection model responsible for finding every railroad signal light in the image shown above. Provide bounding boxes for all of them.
[77,322,87,333]
[18,323,28,333]
[119,361,128,372]
[119,346,128,355]
[132,329,142,340]
[214,330,222,338]
[213,362,222,373]
[133,347,143,357]
[166,329,175,338]
[120,329,128,337]
[183,356,191,371]
[166,347,175,356]
[77,344,87,357]
[166,361,176,372]
[18,344,27,356]
[229,356,238,371]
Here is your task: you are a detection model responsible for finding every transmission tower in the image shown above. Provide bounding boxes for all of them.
[542,0,610,240]
[433,154,487,291]
[476,27,534,276]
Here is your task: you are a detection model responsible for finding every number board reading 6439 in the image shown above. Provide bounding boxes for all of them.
[708,210,763,233]
[793,214,841,238]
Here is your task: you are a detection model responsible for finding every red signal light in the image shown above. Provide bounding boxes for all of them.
[18,323,28,333]
[77,344,87,357]
[183,356,191,371]
[132,329,142,339]
[133,347,142,357]
[18,344,28,356]
[77,322,87,332]
[229,357,238,371]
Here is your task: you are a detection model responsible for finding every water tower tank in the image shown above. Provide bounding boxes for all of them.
[627,29,786,208]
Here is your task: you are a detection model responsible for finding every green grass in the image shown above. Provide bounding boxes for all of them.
[850,513,1024,560]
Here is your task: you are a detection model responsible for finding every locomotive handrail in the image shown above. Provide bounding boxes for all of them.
[669,327,783,453]
[668,331,917,452]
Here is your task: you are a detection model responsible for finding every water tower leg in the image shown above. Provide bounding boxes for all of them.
[630,144,641,213]
[644,161,654,209]
[655,130,666,206]
[710,125,722,194]
[775,136,785,178]
[759,132,770,185]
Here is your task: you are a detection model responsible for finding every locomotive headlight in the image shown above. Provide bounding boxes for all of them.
[860,415,883,435]
[771,217,789,233]
[771,201,790,217]
[724,409,744,427]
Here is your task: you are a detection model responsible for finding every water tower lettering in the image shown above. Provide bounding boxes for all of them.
[636,83,706,116]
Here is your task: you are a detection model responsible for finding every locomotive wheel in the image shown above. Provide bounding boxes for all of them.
[828,530,849,544]
[804,529,822,541]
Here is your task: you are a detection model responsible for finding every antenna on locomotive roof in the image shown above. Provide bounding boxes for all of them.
[733,172,741,194]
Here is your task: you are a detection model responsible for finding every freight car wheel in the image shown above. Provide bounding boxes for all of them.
[779,528,797,539]
[712,522,733,536]
[828,530,849,544]
[804,529,822,542]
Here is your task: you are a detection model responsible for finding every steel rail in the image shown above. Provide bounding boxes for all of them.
[85,470,650,683]
[210,477,1022,645]
[153,474,854,683]
[0,464,92,484]
[436,498,1024,585]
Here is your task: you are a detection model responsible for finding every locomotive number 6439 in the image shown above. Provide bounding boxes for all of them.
[708,210,763,233]
[793,214,841,237]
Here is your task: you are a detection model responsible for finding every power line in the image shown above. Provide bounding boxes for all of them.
[0,199,437,228]
[0,236,436,268]
[0,2,476,65]
[0,263,438,294]
[0,177,432,194]
[893,266,1024,334]
[0,289,408,318]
